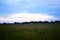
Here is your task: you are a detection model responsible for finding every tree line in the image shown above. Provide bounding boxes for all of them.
[0,20,60,24]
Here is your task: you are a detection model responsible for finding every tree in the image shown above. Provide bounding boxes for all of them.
[42,21,49,23]
[14,22,20,24]
[38,21,42,23]
[50,21,54,23]
[54,21,60,23]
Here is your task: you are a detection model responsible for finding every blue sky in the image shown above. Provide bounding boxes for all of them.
[0,0,60,23]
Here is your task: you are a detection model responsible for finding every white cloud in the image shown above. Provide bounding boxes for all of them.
[2,0,60,6]
[1,0,60,9]
[0,0,60,13]
[0,0,22,5]
[0,13,56,23]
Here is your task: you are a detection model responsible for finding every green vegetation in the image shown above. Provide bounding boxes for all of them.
[0,23,60,40]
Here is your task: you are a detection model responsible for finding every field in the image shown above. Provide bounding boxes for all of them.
[0,23,60,40]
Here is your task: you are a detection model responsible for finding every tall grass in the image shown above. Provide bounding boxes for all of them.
[0,23,60,40]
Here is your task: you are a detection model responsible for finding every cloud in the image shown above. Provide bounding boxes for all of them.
[0,0,60,13]
[1,0,60,6]
[0,0,60,22]
[1,0,60,9]
[0,0,22,5]
[0,13,56,23]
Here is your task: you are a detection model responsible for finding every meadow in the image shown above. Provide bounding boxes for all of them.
[0,23,60,40]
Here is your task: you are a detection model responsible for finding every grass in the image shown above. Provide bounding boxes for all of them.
[0,23,60,40]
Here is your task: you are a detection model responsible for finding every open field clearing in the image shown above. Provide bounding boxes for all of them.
[0,23,60,40]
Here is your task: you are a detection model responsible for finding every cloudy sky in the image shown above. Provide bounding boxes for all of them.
[0,0,60,23]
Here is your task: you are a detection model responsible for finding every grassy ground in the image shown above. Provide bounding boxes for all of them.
[0,23,60,40]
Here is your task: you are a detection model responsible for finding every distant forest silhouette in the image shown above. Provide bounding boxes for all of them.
[0,20,60,24]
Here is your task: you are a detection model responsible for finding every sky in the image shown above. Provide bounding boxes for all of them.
[0,0,60,23]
